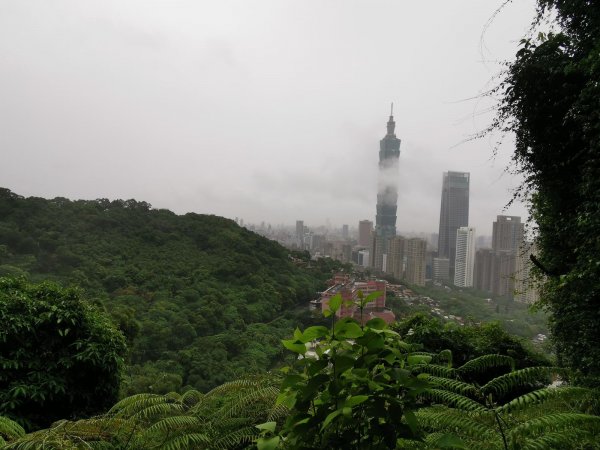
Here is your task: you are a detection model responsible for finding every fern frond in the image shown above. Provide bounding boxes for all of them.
[416,407,496,439]
[509,413,600,439]
[411,363,457,378]
[425,376,479,397]
[0,416,26,440]
[143,415,202,435]
[132,402,186,421]
[420,389,487,412]
[180,390,204,408]
[205,377,270,397]
[215,386,279,420]
[517,429,598,450]
[267,404,289,422]
[436,349,453,367]
[109,393,179,418]
[213,426,259,449]
[497,386,591,414]
[457,354,515,375]
[482,366,564,398]
[161,432,211,450]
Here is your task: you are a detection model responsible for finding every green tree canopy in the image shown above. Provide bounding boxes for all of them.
[0,277,127,430]
[495,0,600,378]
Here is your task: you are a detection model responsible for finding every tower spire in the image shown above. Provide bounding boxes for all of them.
[386,103,396,136]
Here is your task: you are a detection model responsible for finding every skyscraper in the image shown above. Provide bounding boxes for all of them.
[405,238,427,286]
[492,216,524,252]
[295,220,304,249]
[358,220,373,247]
[372,105,401,269]
[387,236,406,280]
[341,224,349,240]
[454,227,476,287]
[474,215,525,299]
[437,171,470,273]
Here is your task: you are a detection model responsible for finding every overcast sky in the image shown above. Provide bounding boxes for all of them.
[0,1,537,236]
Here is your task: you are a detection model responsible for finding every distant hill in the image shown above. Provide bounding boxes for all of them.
[0,188,340,392]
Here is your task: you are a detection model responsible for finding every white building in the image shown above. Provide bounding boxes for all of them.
[454,227,476,287]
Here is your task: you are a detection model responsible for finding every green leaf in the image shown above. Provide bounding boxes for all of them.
[333,354,355,374]
[301,326,329,342]
[256,421,277,433]
[365,317,386,330]
[282,339,307,355]
[334,319,363,339]
[328,294,342,313]
[408,354,432,365]
[344,395,369,407]
[321,409,343,430]
[257,436,280,450]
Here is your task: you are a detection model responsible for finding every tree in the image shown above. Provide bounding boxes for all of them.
[494,1,600,378]
[0,277,127,430]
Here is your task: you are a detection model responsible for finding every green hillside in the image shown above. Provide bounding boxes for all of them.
[0,188,338,393]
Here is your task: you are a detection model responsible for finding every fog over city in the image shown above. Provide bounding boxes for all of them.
[0,1,536,236]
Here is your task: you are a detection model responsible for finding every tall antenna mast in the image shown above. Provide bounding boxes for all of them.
[390,102,394,116]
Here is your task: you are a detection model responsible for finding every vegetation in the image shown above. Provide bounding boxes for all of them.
[0,188,340,395]
[393,313,550,370]
[403,283,548,341]
[0,278,126,430]
[493,1,600,378]
[3,296,597,449]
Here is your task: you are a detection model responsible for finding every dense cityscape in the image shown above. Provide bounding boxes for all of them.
[239,110,538,305]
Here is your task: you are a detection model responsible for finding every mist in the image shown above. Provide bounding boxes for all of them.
[0,0,535,236]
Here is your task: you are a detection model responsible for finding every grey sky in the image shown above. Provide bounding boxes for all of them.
[0,0,536,236]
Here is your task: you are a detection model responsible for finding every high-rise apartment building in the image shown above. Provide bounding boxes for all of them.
[295,220,304,248]
[342,224,349,240]
[433,257,450,283]
[492,216,524,252]
[437,171,470,273]
[454,227,476,287]
[387,236,406,280]
[358,220,373,247]
[514,241,540,303]
[405,238,427,286]
[474,215,525,299]
[372,107,401,269]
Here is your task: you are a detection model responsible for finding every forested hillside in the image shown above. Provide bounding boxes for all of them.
[0,188,339,393]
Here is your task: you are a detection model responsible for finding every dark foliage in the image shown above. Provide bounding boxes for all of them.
[494,1,600,377]
[0,278,126,430]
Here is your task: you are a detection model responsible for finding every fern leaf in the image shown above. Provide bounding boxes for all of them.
[143,415,202,435]
[411,363,457,378]
[482,366,565,398]
[214,386,279,420]
[132,402,186,421]
[161,432,211,450]
[416,406,496,439]
[213,426,259,449]
[424,376,479,397]
[436,349,453,367]
[497,386,591,414]
[420,389,487,412]
[267,404,289,422]
[0,416,26,440]
[517,429,598,450]
[457,354,515,375]
[510,413,600,440]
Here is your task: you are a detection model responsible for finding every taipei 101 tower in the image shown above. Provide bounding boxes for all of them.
[371,104,401,270]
